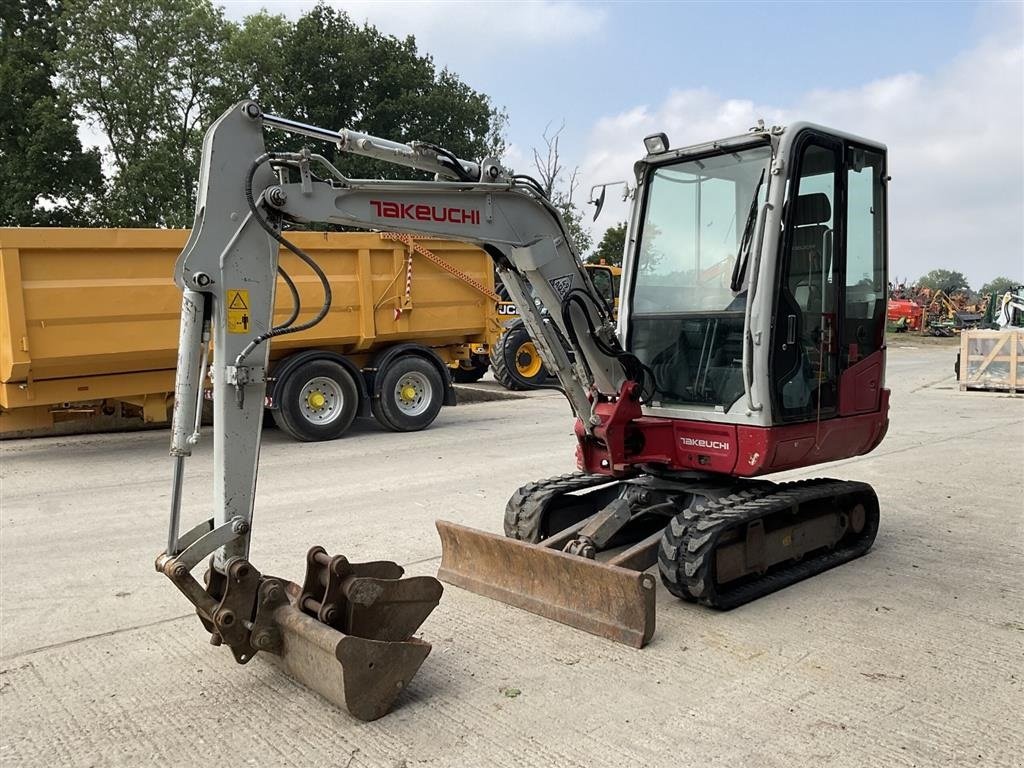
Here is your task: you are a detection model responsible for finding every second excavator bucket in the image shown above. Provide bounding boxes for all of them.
[158,544,442,722]
[435,520,656,648]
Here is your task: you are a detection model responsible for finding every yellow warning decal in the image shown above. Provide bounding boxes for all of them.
[226,289,251,334]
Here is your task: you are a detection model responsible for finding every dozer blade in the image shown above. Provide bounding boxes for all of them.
[268,599,433,722]
[436,520,656,648]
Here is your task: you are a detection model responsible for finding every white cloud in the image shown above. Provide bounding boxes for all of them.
[578,18,1024,286]
[218,1,606,68]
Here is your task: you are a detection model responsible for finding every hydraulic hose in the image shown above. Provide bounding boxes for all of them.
[235,153,333,366]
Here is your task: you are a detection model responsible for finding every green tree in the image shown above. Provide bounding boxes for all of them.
[216,11,291,112]
[222,4,505,179]
[979,276,1020,297]
[586,222,627,266]
[917,268,971,295]
[59,1,506,227]
[0,0,102,225]
[58,0,229,226]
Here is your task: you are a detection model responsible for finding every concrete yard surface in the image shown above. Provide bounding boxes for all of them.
[1,343,1021,767]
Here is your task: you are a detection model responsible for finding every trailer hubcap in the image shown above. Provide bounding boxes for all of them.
[300,377,343,424]
[395,372,431,416]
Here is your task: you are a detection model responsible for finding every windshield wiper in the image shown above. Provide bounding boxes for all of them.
[730,167,766,292]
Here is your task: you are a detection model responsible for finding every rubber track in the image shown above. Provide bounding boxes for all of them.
[504,472,617,542]
[658,484,776,602]
[658,478,879,610]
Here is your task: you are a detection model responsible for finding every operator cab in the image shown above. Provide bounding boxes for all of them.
[624,126,887,426]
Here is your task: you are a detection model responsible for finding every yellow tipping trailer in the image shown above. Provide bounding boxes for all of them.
[0,228,502,438]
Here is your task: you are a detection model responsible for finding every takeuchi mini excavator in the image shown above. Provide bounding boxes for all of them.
[157,102,890,719]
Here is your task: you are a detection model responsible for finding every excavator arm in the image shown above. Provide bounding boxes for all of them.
[157,101,640,718]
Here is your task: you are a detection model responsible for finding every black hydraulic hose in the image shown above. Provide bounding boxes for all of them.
[418,142,476,181]
[512,174,548,198]
[276,266,300,330]
[559,289,659,403]
[235,152,333,366]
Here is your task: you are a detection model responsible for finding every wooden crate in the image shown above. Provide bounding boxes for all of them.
[958,329,1023,393]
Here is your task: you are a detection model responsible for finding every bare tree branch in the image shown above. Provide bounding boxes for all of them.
[532,120,566,198]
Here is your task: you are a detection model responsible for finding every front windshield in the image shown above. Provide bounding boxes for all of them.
[633,144,772,313]
[629,143,772,410]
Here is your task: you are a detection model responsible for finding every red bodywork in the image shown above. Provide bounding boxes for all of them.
[886,299,922,331]
[576,351,889,478]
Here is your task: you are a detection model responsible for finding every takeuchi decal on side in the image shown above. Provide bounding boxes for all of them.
[680,436,730,452]
[371,200,481,225]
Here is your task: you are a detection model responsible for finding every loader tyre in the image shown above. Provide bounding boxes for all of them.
[490,323,548,390]
[372,355,444,432]
[272,359,359,442]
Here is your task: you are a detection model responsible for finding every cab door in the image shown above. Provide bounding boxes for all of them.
[771,133,842,423]
[839,144,887,415]
[771,132,889,423]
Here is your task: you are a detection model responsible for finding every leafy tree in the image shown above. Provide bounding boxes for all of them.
[216,11,291,112]
[0,0,102,225]
[586,222,627,266]
[556,200,592,257]
[979,276,1020,297]
[917,268,971,295]
[58,0,229,226]
[220,4,504,179]
[57,1,505,226]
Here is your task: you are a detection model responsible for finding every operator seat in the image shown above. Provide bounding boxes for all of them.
[789,192,832,314]
[777,192,834,414]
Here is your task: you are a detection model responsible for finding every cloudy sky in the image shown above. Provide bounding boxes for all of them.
[217,0,1023,285]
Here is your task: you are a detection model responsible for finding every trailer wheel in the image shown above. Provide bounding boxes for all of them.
[451,353,489,383]
[372,355,445,432]
[272,359,359,442]
[490,323,549,390]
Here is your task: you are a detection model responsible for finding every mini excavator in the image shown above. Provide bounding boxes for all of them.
[158,102,889,718]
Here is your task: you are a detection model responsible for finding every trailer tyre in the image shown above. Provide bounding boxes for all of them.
[272,359,359,442]
[490,323,549,391]
[372,355,445,432]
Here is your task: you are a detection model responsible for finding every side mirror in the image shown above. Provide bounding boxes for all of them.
[590,185,607,221]
[588,180,633,222]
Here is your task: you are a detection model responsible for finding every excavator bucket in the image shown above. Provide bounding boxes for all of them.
[159,545,442,722]
[435,520,657,648]
[255,547,443,721]
[267,598,434,722]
